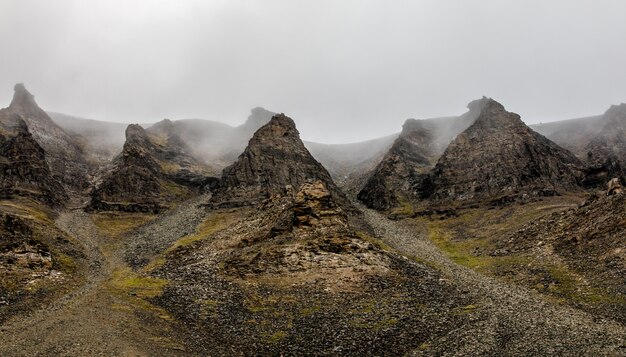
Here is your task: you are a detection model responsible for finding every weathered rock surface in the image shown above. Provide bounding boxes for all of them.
[88,120,216,212]
[152,179,473,355]
[357,120,436,210]
[210,114,351,210]
[223,180,388,277]
[0,113,68,206]
[582,103,626,187]
[607,177,623,195]
[504,193,626,323]
[423,98,584,204]
[0,84,88,191]
[357,99,484,211]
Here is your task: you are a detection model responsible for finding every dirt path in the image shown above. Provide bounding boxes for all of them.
[359,204,626,356]
[0,208,190,357]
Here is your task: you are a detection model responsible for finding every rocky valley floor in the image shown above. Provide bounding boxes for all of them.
[1,195,625,356]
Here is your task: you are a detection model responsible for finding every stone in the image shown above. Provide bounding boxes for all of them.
[607,177,623,196]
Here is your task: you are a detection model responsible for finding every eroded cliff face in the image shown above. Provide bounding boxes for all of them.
[357,99,484,211]
[1,84,88,191]
[88,121,216,213]
[210,113,351,210]
[0,113,68,206]
[357,119,436,210]
[423,98,583,204]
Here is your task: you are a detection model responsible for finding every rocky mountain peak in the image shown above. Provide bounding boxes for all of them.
[0,113,68,206]
[239,107,275,133]
[422,99,583,204]
[1,84,88,191]
[469,97,525,131]
[88,120,216,212]
[125,123,147,139]
[358,117,435,211]
[211,113,350,210]
[9,83,39,113]
[149,118,175,134]
[581,103,626,187]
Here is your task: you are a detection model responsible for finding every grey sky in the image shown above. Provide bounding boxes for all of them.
[1,0,625,143]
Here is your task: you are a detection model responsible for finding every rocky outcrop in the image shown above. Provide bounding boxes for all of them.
[504,193,626,322]
[88,121,216,212]
[210,114,351,210]
[422,98,583,204]
[0,113,68,206]
[582,104,626,187]
[357,99,484,211]
[0,84,88,191]
[223,180,387,276]
[607,177,623,195]
[357,120,435,210]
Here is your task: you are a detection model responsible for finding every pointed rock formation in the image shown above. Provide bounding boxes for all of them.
[148,117,476,355]
[88,121,216,212]
[423,98,583,203]
[0,84,88,191]
[357,99,483,211]
[237,107,276,136]
[0,113,68,206]
[210,113,351,210]
[582,104,626,187]
[357,119,435,210]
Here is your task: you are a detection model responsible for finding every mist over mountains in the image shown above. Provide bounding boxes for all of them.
[1,77,626,355]
[2,1,626,354]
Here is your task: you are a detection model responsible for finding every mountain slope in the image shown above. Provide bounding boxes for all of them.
[1,84,88,191]
[423,98,583,204]
[143,113,477,355]
[0,113,68,206]
[210,113,352,210]
[581,104,626,186]
[502,192,626,323]
[88,120,215,212]
[357,99,483,211]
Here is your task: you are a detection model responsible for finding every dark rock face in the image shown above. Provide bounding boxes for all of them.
[0,84,88,191]
[582,104,626,187]
[0,114,68,206]
[210,114,350,210]
[89,121,215,212]
[424,98,583,203]
[357,120,435,210]
[154,177,473,356]
[357,99,484,211]
[223,180,385,276]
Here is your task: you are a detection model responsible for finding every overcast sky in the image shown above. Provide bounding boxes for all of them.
[1,0,625,143]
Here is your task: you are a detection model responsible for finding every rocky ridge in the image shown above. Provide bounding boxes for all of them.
[88,120,216,212]
[422,98,584,204]
[148,115,476,355]
[210,113,352,211]
[0,84,88,191]
[582,103,626,187]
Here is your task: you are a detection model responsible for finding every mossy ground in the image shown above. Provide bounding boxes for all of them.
[91,212,157,238]
[421,196,626,310]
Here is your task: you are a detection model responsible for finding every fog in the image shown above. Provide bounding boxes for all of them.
[1,0,626,143]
